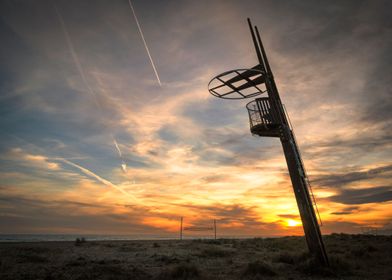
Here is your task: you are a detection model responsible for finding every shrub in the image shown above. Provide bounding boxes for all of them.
[155,254,179,265]
[350,246,369,258]
[158,263,200,279]
[296,254,352,277]
[199,247,231,258]
[274,251,309,264]
[65,257,86,267]
[75,237,87,246]
[242,260,276,277]
[329,255,352,275]
[18,253,48,263]
[201,239,221,245]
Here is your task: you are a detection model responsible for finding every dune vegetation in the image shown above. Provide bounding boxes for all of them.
[0,234,391,279]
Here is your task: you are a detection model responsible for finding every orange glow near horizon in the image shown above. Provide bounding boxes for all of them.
[286,219,301,227]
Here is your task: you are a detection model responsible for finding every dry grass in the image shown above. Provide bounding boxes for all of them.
[157,263,200,279]
[0,234,391,279]
[242,260,276,277]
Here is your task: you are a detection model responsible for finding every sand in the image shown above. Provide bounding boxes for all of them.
[0,234,391,279]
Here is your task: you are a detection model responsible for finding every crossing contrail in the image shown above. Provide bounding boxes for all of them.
[58,158,135,199]
[55,5,126,173]
[112,136,127,173]
[113,137,123,158]
[54,5,101,110]
[128,0,162,86]
[5,131,134,199]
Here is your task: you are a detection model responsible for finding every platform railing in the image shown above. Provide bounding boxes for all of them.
[246,97,280,129]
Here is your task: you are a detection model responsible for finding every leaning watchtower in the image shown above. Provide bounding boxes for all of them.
[208,19,329,266]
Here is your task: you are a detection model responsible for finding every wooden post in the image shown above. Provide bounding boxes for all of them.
[214,219,217,240]
[180,217,183,240]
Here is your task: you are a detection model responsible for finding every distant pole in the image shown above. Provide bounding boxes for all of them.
[180,217,183,240]
[214,219,217,240]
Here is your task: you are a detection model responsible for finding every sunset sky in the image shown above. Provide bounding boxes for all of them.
[0,0,391,237]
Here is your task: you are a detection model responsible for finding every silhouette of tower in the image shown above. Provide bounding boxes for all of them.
[208,19,329,266]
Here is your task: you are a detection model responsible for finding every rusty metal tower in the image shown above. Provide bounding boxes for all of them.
[208,19,329,265]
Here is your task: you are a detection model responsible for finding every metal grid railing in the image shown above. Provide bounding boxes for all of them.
[246,97,279,129]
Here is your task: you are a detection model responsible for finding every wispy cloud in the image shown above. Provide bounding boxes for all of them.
[54,5,131,173]
[56,158,135,200]
[54,4,101,110]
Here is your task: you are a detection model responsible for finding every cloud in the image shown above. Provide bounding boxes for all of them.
[0,195,159,235]
[329,186,392,205]
[57,158,136,200]
[330,206,359,215]
[313,164,392,188]
[1,0,391,235]
[3,147,60,171]
[3,145,134,196]
[278,214,300,219]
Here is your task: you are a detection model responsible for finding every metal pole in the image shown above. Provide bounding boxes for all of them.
[247,18,263,65]
[250,22,329,266]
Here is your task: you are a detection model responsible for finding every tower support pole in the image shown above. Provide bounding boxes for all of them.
[208,18,329,266]
[280,126,329,265]
[249,19,328,265]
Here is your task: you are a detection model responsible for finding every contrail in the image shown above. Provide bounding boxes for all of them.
[58,158,135,199]
[93,74,127,174]
[113,137,122,158]
[128,0,162,86]
[55,5,125,172]
[5,131,134,199]
[112,135,127,173]
[54,5,101,109]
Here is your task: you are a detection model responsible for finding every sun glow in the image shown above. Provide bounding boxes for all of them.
[286,219,301,227]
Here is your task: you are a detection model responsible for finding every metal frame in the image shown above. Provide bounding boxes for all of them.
[246,98,280,128]
[208,67,267,99]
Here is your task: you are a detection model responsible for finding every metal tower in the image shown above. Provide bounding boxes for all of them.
[208,19,329,266]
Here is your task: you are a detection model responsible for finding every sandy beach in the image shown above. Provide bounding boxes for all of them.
[0,234,391,279]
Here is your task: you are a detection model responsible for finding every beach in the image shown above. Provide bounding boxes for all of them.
[0,234,391,279]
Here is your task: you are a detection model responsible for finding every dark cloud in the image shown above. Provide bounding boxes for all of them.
[172,203,266,228]
[306,134,392,156]
[278,214,300,219]
[330,211,352,215]
[313,164,392,188]
[0,196,106,209]
[329,186,392,205]
[330,206,359,215]
[0,195,164,234]
[299,133,392,174]
[322,220,364,234]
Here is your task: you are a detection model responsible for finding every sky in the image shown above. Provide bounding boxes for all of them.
[0,0,391,237]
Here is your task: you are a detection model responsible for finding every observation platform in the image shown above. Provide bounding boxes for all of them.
[246,97,281,137]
